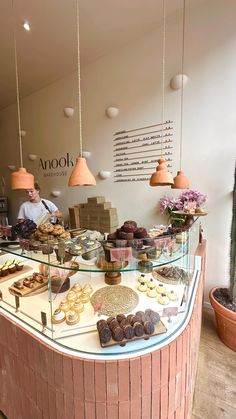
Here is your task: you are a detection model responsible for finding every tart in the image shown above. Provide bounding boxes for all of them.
[66,310,80,325]
[167,290,178,301]
[52,309,66,324]
[138,282,148,292]
[137,274,147,283]
[147,279,156,289]
[59,298,71,312]
[147,288,158,298]
[157,293,169,305]
[73,299,84,314]
[156,283,166,294]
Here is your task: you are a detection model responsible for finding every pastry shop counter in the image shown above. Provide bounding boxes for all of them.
[0,241,206,419]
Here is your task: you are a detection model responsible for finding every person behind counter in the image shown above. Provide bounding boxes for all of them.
[17,182,62,225]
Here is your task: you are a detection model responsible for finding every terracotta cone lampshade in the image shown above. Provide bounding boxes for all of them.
[150,158,174,186]
[11,167,34,190]
[68,157,96,186]
[171,170,189,189]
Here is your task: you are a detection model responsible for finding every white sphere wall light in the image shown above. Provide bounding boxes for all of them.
[20,129,26,137]
[8,165,16,171]
[99,170,111,179]
[82,151,91,159]
[170,74,189,90]
[28,154,37,161]
[106,106,120,119]
[64,107,75,118]
[51,190,61,197]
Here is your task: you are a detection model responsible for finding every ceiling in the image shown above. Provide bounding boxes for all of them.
[0,0,204,110]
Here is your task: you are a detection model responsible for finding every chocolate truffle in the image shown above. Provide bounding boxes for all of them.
[97,319,108,332]
[130,315,140,326]
[135,311,146,324]
[133,322,144,337]
[123,324,135,340]
[144,321,155,335]
[99,327,112,344]
[109,319,120,330]
[116,314,126,323]
[107,316,115,325]
[149,311,160,325]
[126,314,134,324]
[112,326,124,342]
[120,318,130,327]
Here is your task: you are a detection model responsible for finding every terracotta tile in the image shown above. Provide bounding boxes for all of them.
[95,361,106,403]
[130,358,141,400]
[74,399,85,419]
[96,402,107,419]
[55,389,65,419]
[48,384,57,419]
[141,354,151,397]
[160,346,169,387]
[54,351,64,392]
[118,401,130,419]
[160,385,168,419]
[63,356,74,395]
[107,403,119,419]
[106,361,118,403]
[118,359,129,402]
[85,401,96,419]
[168,379,175,416]
[142,394,151,419]
[130,398,141,419]
[64,393,75,419]
[151,351,161,392]
[73,358,85,401]
[84,359,95,402]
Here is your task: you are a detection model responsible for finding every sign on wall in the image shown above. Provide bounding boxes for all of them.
[38,152,75,178]
[113,120,173,182]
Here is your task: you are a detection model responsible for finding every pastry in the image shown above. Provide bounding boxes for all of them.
[107,316,115,325]
[127,314,134,324]
[148,310,160,325]
[59,298,71,312]
[8,264,16,274]
[52,309,66,324]
[138,282,148,292]
[120,318,130,327]
[147,288,158,298]
[112,326,124,342]
[136,311,146,324]
[99,327,112,344]
[80,293,90,303]
[73,299,84,313]
[52,225,64,236]
[66,310,80,325]
[157,293,169,305]
[39,223,54,234]
[147,279,156,289]
[97,319,108,332]
[123,324,135,340]
[167,290,178,301]
[134,227,148,239]
[82,283,93,295]
[156,283,166,294]
[133,322,144,337]
[144,321,155,335]
[13,280,24,290]
[120,221,137,233]
[15,261,24,271]
[109,319,120,330]
[1,266,8,276]
[72,283,82,295]
[137,274,147,283]
[130,315,140,326]
[67,290,77,304]
[116,314,126,323]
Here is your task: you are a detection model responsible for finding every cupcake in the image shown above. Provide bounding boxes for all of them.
[72,283,82,295]
[8,263,16,274]
[59,298,71,313]
[67,291,77,304]
[51,309,66,324]
[16,261,24,271]
[73,299,84,314]
[66,310,80,325]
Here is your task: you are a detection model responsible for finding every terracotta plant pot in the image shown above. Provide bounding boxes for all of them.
[209,287,236,351]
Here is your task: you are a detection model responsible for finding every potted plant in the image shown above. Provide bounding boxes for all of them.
[209,165,236,351]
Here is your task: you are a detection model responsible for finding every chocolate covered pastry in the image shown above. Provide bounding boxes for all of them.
[99,327,112,344]
[120,318,130,327]
[112,326,124,342]
[14,281,24,290]
[123,324,135,340]
[109,319,120,330]
[107,316,115,325]
[134,227,148,239]
[97,320,108,332]
[136,311,146,324]
[133,322,144,337]
[130,315,139,326]
[144,321,155,335]
[116,314,126,323]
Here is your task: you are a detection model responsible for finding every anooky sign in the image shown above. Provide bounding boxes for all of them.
[38,152,75,178]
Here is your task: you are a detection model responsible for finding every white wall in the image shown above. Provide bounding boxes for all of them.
[0,0,236,301]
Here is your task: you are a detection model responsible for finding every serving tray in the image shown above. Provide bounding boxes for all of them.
[9,274,48,297]
[0,265,33,284]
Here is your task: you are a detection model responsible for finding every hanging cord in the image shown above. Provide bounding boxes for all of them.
[76,0,83,158]
[12,0,23,168]
[179,0,186,171]
[161,0,166,159]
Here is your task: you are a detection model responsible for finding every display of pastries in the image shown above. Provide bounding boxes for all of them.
[66,310,80,325]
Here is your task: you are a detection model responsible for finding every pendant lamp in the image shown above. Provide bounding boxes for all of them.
[150,0,173,187]
[172,0,189,189]
[11,1,34,190]
[68,0,96,186]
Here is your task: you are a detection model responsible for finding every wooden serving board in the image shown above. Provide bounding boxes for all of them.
[9,275,48,297]
[0,265,33,284]
[99,320,167,348]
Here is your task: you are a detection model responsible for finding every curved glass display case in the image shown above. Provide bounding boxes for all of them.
[0,222,201,357]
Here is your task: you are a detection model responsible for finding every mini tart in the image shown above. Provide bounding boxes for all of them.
[138,282,148,292]
[73,299,84,314]
[59,298,71,312]
[66,310,80,325]
[82,283,93,295]
[137,274,147,283]
[72,283,82,294]
[67,290,77,304]
[147,288,158,298]
[80,292,90,303]
[8,264,17,274]
[52,309,66,324]
[156,283,166,294]
[147,279,156,289]
[157,293,169,305]
[167,290,178,301]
